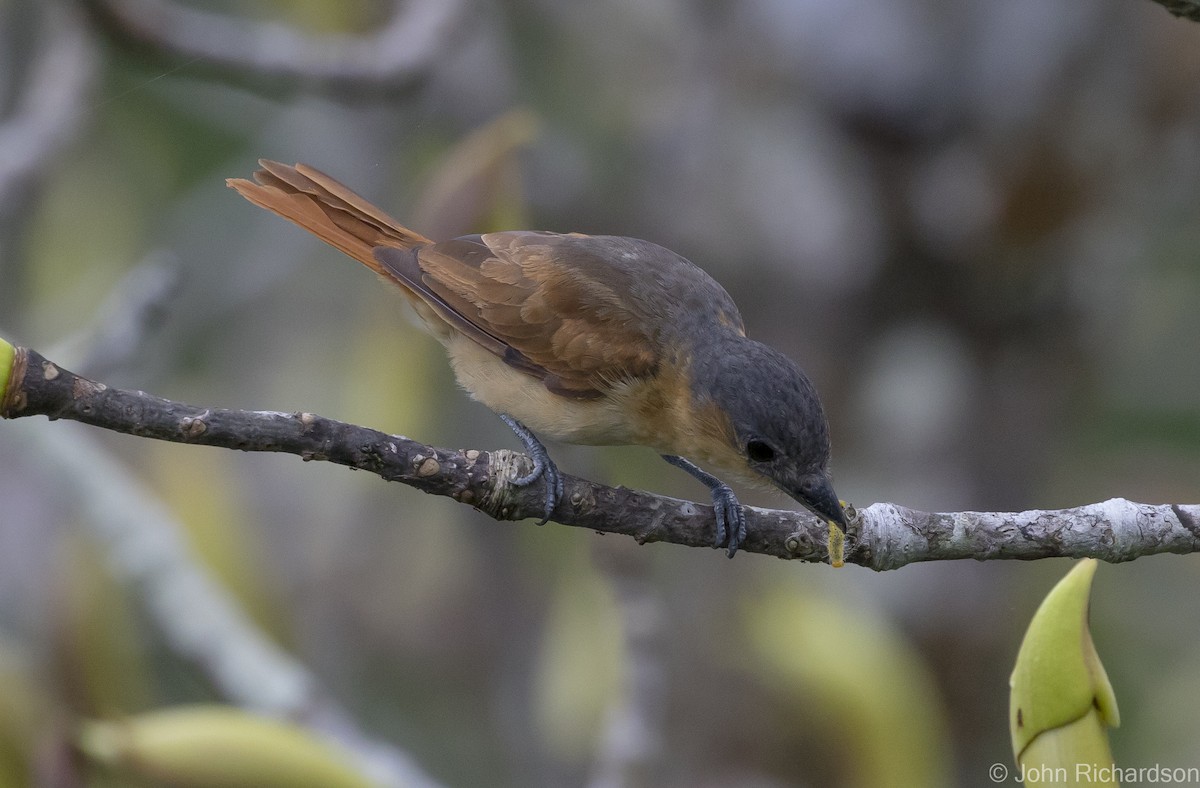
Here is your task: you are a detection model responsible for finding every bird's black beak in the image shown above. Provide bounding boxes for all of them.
[791,473,848,533]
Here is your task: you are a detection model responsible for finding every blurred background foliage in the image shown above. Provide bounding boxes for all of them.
[0,0,1198,785]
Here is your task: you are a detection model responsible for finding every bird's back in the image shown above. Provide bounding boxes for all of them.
[511,233,745,338]
[374,230,746,401]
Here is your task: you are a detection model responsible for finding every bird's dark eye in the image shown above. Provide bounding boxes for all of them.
[746,439,776,463]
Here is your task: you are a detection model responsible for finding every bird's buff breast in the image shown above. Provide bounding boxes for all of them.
[444,335,745,476]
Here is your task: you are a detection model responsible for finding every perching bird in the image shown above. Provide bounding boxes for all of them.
[228,160,845,556]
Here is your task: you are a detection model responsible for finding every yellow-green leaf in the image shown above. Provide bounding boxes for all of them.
[1010,559,1119,778]
[0,338,13,404]
[749,590,951,788]
[1018,706,1117,786]
[78,705,371,788]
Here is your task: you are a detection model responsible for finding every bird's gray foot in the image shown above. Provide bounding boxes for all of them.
[662,454,748,557]
[499,414,563,525]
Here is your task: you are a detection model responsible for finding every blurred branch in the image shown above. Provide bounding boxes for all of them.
[11,418,442,788]
[26,281,439,786]
[1151,0,1200,21]
[83,0,464,90]
[4,342,1197,569]
[0,1,96,206]
[50,253,182,378]
[0,0,97,284]
[18,268,441,786]
[587,550,667,788]
[412,109,540,240]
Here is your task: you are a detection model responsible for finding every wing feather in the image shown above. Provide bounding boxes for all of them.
[377,232,663,398]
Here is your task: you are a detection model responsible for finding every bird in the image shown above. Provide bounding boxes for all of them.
[228,160,846,557]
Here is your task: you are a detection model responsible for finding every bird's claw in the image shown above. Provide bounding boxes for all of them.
[661,454,749,557]
[499,414,562,525]
[710,483,747,558]
[509,453,563,525]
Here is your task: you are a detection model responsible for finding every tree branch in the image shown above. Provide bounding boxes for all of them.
[2,341,1196,570]
[83,0,465,90]
[1150,0,1200,22]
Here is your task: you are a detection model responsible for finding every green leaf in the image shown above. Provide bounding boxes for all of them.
[0,338,12,404]
[78,705,372,788]
[1010,559,1119,781]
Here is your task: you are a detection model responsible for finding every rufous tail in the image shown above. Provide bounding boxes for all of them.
[226,160,432,277]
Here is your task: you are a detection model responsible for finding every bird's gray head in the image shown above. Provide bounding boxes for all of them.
[692,338,846,530]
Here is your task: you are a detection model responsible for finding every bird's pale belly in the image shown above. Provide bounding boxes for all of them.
[446,337,642,446]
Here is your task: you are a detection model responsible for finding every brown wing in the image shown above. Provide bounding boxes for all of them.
[374,232,665,399]
[230,162,690,400]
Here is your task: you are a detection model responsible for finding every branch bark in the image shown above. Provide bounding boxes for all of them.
[2,342,1196,571]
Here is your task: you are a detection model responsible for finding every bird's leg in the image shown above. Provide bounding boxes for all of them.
[661,454,747,558]
[498,414,563,525]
